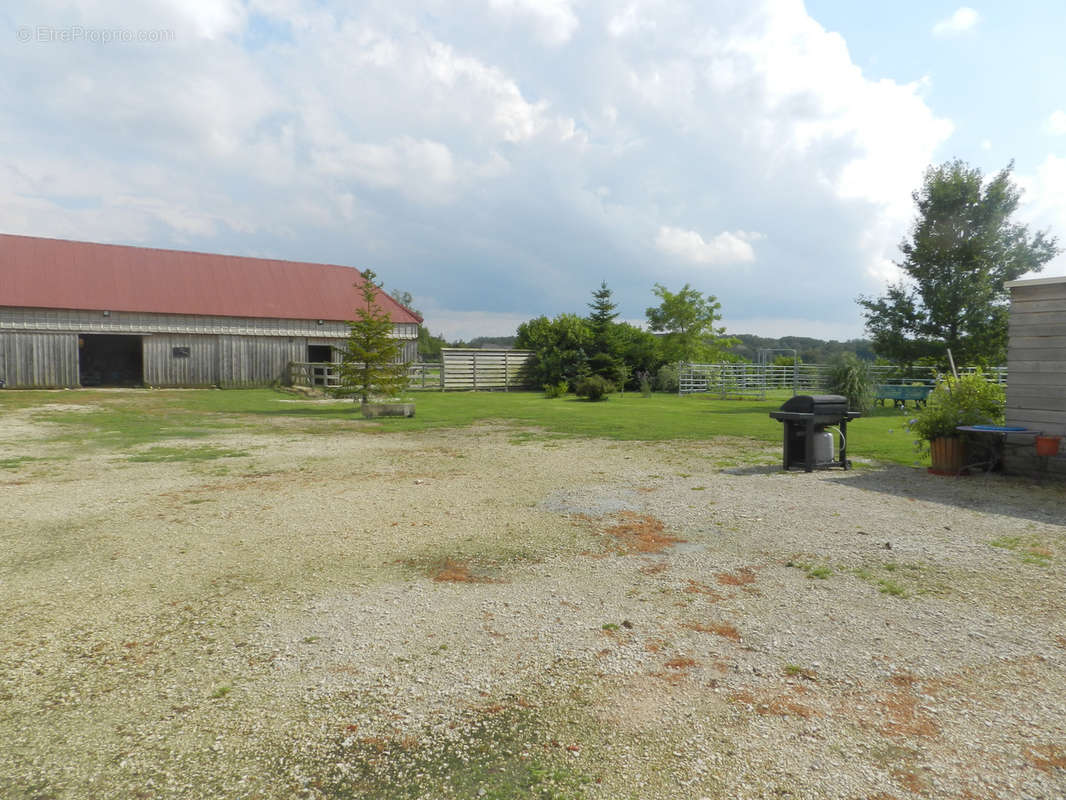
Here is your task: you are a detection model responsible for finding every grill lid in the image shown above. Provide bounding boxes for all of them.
[778,394,848,414]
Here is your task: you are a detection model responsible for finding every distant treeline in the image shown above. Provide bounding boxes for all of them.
[419,332,873,364]
[726,335,875,364]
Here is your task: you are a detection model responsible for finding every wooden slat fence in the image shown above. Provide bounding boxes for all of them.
[440,349,533,391]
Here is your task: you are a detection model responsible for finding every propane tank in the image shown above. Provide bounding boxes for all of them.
[813,431,834,464]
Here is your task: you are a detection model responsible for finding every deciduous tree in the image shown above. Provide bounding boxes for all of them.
[645,283,735,363]
[859,160,1059,367]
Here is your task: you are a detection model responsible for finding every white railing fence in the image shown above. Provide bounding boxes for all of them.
[678,363,1007,397]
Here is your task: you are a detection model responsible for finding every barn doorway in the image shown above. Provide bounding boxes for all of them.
[306,344,336,388]
[79,334,143,386]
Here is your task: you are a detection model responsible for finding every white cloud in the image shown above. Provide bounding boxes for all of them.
[1016,155,1066,278]
[655,227,763,265]
[488,0,579,46]
[312,136,457,202]
[932,7,980,37]
[1047,110,1066,135]
[980,138,992,150]
[0,0,960,340]
[608,4,657,38]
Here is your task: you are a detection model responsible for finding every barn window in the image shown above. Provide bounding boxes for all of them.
[172,347,190,358]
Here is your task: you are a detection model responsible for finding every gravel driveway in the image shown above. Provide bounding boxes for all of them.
[2,407,1065,799]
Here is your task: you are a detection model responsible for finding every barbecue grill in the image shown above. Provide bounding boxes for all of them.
[769,394,860,471]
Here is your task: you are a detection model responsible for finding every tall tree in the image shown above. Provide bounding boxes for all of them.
[859,160,1059,367]
[585,282,625,384]
[337,269,409,404]
[645,283,735,363]
[389,288,419,316]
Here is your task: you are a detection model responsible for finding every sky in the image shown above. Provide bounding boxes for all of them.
[2,1,1065,342]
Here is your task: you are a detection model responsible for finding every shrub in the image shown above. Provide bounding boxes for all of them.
[636,370,653,397]
[574,375,614,401]
[543,380,568,399]
[824,354,873,413]
[908,371,1005,444]
[655,362,680,393]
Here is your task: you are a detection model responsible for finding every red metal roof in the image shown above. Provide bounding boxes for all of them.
[0,233,422,325]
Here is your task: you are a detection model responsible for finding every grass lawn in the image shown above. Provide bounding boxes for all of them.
[0,387,928,467]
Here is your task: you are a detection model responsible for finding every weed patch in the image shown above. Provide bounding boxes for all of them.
[128,446,250,463]
[730,689,814,719]
[1023,744,1066,774]
[786,560,833,580]
[428,559,502,584]
[316,703,596,799]
[715,567,756,586]
[991,535,1053,566]
[684,621,741,642]
[0,455,37,470]
[783,664,818,681]
[682,580,724,601]
[599,512,683,555]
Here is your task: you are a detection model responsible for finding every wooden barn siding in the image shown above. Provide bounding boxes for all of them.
[143,334,220,387]
[0,331,78,387]
[218,335,306,386]
[0,307,418,341]
[440,349,533,390]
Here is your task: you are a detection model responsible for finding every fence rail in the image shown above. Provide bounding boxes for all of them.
[288,361,340,389]
[407,362,442,389]
[678,363,1008,397]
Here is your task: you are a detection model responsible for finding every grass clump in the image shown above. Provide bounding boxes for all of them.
[127,445,250,463]
[0,456,37,470]
[786,560,833,580]
[319,705,596,799]
[543,380,569,399]
[991,535,1053,566]
[878,579,907,597]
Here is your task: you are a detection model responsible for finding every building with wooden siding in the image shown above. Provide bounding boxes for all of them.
[0,234,420,388]
[1003,275,1066,474]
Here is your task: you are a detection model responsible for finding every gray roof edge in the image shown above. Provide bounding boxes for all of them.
[1005,274,1066,289]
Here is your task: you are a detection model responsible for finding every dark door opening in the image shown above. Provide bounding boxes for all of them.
[79,334,143,386]
[306,344,336,388]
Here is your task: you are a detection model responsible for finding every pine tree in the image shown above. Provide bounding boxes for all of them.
[336,269,409,404]
[585,282,625,384]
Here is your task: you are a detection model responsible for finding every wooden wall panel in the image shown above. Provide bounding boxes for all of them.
[143,334,219,387]
[0,332,78,388]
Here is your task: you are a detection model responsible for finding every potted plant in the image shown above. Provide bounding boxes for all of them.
[908,371,1005,474]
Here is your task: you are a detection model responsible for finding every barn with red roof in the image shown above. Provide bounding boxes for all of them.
[0,234,421,388]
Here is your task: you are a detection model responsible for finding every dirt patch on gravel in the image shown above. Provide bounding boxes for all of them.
[2,403,1066,800]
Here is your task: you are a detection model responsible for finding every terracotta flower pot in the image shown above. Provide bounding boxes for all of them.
[929,436,965,475]
[1035,435,1061,457]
